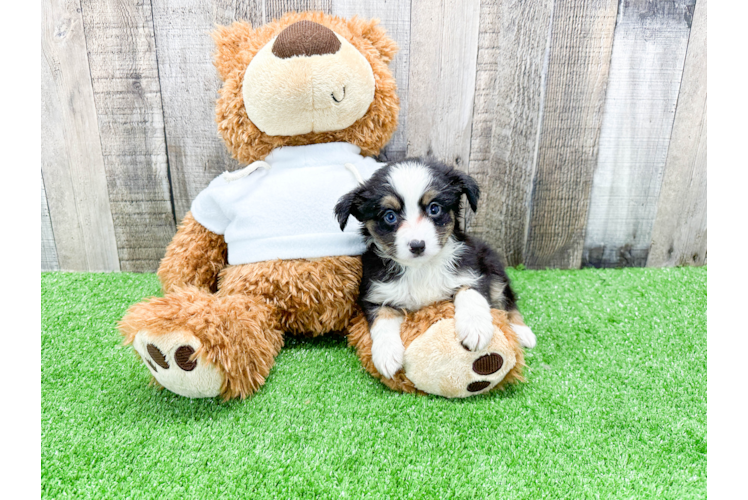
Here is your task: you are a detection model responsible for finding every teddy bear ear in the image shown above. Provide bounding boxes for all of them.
[212,21,255,81]
[350,17,398,64]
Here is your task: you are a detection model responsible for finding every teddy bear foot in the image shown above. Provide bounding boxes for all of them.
[402,315,522,398]
[120,287,285,400]
[132,329,224,398]
[347,302,525,398]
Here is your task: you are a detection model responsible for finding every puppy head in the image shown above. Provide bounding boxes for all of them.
[335,159,480,264]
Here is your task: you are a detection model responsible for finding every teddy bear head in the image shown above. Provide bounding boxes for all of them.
[213,11,400,164]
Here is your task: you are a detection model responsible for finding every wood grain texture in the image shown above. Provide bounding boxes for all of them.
[406,0,481,168]
[151,1,247,219]
[582,0,693,268]
[524,0,618,269]
[41,175,60,271]
[266,0,332,22]
[39,0,708,270]
[80,0,177,272]
[41,51,85,271]
[332,0,411,161]
[234,0,265,26]
[41,0,120,271]
[467,0,554,266]
[648,0,707,267]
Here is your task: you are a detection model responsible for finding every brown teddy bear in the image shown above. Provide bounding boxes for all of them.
[119,11,525,400]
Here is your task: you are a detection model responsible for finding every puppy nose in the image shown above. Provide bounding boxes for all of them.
[272,20,341,59]
[409,240,426,255]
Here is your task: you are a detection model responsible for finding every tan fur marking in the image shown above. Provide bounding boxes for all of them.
[365,220,392,254]
[489,280,507,309]
[507,309,526,327]
[371,306,402,329]
[436,213,456,246]
[421,190,439,206]
[380,195,401,211]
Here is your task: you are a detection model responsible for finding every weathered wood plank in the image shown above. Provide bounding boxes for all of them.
[582,0,693,268]
[41,52,86,271]
[80,0,177,272]
[648,0,707,267]
[151,1,246,219]
[332,0,411,161]
[406,0,481,169]
[41,0,120,271]
[466,0,554,266]
[234,0,265,26]
[266,0,332,21]
[524,0,618,269]
[41,175,60,272]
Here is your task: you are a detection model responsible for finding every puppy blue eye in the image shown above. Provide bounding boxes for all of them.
[428,203,442,216]
[383,210,397,225]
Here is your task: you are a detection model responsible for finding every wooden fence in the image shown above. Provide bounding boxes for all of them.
[41,0,707,272]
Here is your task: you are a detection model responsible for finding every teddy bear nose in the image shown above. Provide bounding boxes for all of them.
[272,20,341,59]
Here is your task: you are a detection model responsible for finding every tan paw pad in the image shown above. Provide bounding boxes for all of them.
[133,330,224,398]
[402,318,518,398]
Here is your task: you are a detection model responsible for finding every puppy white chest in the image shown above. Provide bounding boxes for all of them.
[368,265,479,311]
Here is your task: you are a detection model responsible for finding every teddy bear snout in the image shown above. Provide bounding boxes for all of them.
[272,20,341,59]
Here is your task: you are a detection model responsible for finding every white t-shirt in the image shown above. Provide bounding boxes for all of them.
[191,142,383,265]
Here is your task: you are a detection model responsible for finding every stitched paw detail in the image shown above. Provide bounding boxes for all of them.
[467,381,491,392]
[465,353,505,393]
[132,330,223,398]
[472,353,503,375]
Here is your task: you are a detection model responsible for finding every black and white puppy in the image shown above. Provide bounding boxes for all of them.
[334,158,536,379]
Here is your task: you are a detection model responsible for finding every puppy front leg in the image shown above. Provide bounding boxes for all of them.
[369,307,405,379]
[454,288,494,351]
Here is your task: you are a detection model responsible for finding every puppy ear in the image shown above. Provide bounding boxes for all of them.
[334,187,364,231]
[450,170,480,212]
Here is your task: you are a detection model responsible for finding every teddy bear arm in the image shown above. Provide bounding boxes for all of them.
[157,212,228,294]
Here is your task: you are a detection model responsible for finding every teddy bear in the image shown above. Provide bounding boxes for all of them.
[119,11,525,400]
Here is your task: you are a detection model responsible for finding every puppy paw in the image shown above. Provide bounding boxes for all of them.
[510,323,537,348]
[370,314,405,379]
[454,289,494,351]
[455,313,494,351]
[371,337,405,379]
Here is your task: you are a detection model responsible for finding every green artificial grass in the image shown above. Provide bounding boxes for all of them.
[41,267,706,499]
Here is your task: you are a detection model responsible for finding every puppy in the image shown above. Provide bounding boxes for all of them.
[334,158,536,378]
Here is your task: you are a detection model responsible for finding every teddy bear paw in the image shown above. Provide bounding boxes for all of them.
[132,329,224,398]
[402,317,519,398]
